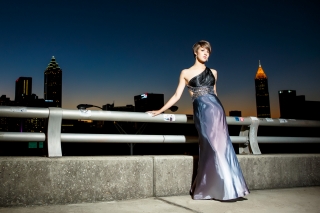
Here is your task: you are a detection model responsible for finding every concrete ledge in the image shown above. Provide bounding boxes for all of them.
[153,156,193,196]
[0,154,320,207]
[0,157,153,206]
[239,154,320,189]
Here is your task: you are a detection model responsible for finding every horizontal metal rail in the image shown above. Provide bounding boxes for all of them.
[257,137,320,143]
[62,134,198,143]
[0,106,49,118]
[227,117,320,127]
[61,134,247,144]
[0,133,248,144]
[253,118,320,127]
[62,109,193,123]
[0,132,45,142]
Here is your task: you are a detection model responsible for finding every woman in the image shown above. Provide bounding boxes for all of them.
[148,40,249,200]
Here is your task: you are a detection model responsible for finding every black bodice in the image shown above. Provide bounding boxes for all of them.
[188,67,215,87]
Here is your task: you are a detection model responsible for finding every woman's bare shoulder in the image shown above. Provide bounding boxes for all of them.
[182,67,193,72]
[210,68,217,74]
[180,68,191,75]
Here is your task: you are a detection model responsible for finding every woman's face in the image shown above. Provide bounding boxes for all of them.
[195,47,210,62]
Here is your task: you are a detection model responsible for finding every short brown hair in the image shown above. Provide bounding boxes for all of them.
[192,40,212,58]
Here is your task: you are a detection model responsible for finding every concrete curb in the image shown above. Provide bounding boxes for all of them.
[0,154,319,206]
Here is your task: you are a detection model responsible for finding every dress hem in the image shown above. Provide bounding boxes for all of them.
[192,191,250,201]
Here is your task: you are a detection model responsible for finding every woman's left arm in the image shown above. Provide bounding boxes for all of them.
[211,69,218,96]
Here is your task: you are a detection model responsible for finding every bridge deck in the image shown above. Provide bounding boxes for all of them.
[0,187,319,213]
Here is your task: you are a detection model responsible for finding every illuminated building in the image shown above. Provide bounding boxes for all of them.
[15,77,32,103]
[255,61,271,118]
[44,56,62,107]
[134,93,164,112]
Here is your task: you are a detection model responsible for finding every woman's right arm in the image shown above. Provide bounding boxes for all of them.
[147,70,187,116]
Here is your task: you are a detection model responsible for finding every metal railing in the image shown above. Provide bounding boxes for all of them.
[1,106,320,157]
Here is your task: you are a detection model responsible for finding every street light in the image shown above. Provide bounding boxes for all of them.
[169,106,178,112]
[77,104,103,110]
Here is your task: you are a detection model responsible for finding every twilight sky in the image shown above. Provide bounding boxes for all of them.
[0,0,319,117]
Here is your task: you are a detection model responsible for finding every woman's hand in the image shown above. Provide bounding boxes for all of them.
[145,70,186,118]
[146,110,162,117]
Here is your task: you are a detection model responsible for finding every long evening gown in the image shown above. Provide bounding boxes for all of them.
[187,67,249,200]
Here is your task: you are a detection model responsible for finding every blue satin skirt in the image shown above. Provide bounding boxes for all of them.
[191,93,250,200]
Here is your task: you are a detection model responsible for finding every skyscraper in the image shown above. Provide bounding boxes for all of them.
[278,90,320,120]
[15,77,32,102]
[255,61,271,118]
[44,56,62,107]
[279,90,299,119]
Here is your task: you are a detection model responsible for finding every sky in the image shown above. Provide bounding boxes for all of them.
[0,0,319,117]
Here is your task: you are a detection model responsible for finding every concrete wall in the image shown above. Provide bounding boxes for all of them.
[239,154,320,189]
[0,157,153,206]
[0,154,319,207]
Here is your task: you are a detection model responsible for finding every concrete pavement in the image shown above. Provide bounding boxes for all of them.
[0,187,319,213]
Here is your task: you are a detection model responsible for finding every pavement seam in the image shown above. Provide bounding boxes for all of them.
[153,156,156,197]
[155,197,202,213]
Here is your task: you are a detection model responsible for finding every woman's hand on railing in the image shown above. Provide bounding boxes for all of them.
[146,110,162,117]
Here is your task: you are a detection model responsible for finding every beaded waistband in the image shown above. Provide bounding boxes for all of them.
[187,85,215,101]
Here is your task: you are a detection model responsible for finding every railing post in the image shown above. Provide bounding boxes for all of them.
[130,143,133,155]
[239,125,251,154]
[46,107,63,157]
[249,117,261,154]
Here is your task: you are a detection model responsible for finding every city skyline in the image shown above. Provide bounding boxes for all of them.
[1,60,317,118]
[0,1,319,118]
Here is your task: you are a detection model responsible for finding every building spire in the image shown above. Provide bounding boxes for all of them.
[255,60,267,79]
[46,56,60,69]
